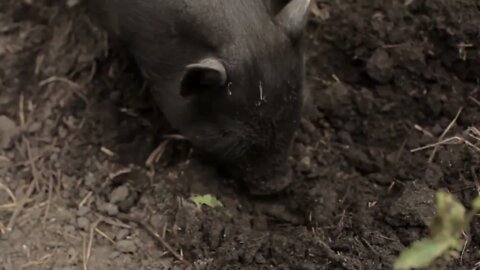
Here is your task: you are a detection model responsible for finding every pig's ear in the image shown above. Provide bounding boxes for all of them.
[180,58,227,97]
[274,0,311,41]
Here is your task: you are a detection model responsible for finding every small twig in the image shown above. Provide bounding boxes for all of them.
[100,147,115,157]
[19,93,25,128]
[464,140,480,153]
[78,192,92,208]
[82,234,88,270]
[94,213,131,229]
[332,74,341,83]
[7,137,44,231]
[0,203,17,210]
[428,107,463,163]
[0,182,17,204]
[0,221,5,235]
[471,167,480,196]
[163,134,187,140]
[469,96,480,107]
[79,168,130,208]
[108,168,132,180]
[472,126,480,136]
[315,238,357,270]
[38,76,88,104]
[113,213,197,270]
[20,254,52,269]
[85,218,102,269]
[410,136,462,153]
[42,176,54,225]
[146,135,187,167]
[460,231,470,264]
[88,61,97,83]
[95,227,115,244]
[145,140,169,167]
[25,138,42,191]
[411,135,480,153]
[467,127,480,141]
[414,124,434,138]
[6,180,36,231]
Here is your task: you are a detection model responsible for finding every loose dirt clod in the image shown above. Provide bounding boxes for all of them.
[115,240,137,253]
[109,185,129,204]
[0,116,18,150]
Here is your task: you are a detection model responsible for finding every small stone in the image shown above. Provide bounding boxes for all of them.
[6,228,23,241]
[299,263,316,270]
[300,118,316,134]
[103,203,119,216]
[58,126,68,139]
[116,229,130,240]
[255,254,266,264]
[337,131,353,144]
[115,240,137,253]
[423,164,443,187]
[67,0,80,7]
[109,251,121,259]
[316,82,353,114]
[77,217,90,230]
[297,156,311,173]
[150,214,166,228]
[64,225,76,233]
[366,48,394,83]
[27,122,42,133]
[385,182,435,227]
[56,207,76,223]
[84,173,96,188]
[110,185,129,204]
[0,116,19,150]
[118,191,138,213]
[67,247,77,258]
[77,206,90,216]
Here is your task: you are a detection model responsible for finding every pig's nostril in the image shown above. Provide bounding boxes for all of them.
[247,169,293,195]
[215,160,294,195]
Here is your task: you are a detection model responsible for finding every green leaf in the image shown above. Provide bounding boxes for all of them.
[191,194,223,208]
[393,237,460,270]
[472,196,480,212]
[430,192,466,238]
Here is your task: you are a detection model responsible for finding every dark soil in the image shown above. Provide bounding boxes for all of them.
[1,0,480,269]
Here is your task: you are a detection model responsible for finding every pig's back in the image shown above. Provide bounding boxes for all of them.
[87,0,274,77]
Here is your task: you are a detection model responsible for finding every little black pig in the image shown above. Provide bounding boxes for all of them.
[87,0,312,195]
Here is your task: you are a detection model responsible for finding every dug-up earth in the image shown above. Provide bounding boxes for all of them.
[1,0,480,269]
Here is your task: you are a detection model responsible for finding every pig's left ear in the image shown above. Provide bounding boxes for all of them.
[275,0,312,41]
[180,58,227,97]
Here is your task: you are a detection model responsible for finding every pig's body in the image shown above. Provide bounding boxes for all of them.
[87,0,311,194]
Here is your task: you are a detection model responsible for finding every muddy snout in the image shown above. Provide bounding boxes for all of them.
[247,166,293,195]
[220,160,294,195]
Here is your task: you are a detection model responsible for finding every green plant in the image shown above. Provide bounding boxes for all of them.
[394,191,480,270]
[191,194,224,208]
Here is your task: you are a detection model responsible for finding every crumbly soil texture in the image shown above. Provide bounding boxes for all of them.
[1,0,480,269]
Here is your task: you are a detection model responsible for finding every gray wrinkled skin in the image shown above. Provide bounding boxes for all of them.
[87,0,310,194]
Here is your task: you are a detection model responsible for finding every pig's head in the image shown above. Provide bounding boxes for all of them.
[148,0,311,194]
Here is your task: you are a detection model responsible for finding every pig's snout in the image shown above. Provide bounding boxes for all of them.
[220,161,294,195]
[246,166,293,195]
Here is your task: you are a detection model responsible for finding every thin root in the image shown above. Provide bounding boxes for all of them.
[428,107,463,163]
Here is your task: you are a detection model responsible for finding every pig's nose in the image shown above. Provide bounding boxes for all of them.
[247,167,293,195]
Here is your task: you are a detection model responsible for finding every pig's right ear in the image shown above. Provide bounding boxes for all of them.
[274,0,312,41]
[180,58,227,97]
